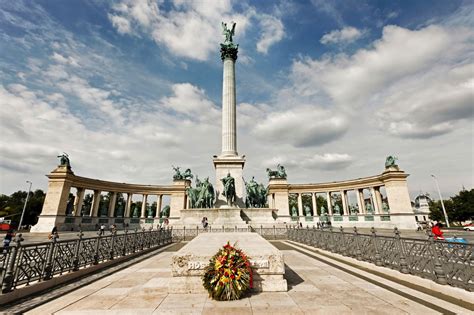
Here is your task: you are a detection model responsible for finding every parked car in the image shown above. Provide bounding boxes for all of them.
[463,225,474,231]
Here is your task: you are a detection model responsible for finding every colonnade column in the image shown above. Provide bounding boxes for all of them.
[155,195,163,219]
[374,187,383,214]
[326,192,333,215]
[141,194,147,218]
[91,190,101,217]
[311,193,317,216]
[73,188,85,216]
[108,192,117,217]
[125,193,132,218]
[341,190,349,215]
[370,187,380,214]
[357,189,365,214]
[297,193,303,216]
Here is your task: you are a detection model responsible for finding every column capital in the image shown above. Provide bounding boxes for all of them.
[220,43,238,61]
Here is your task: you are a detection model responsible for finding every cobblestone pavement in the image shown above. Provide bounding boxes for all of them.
[23,241,470,315]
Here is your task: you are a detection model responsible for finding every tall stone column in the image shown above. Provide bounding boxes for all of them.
[341,190,349,215]
[91,190,101,217]
[141,194,147,218]
[311,193,317,216]
[297,193,303,216]
[357,189,365,214]
[108,192,117,218]
[326,192,333,215]
[214,23,245,208]
[370,187,380,214]
[125,193,132,218]
[155,194,163,219]
[73,188,85,216]
[374,187,383,214]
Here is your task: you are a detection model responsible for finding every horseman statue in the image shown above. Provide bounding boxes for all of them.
[172,166,194,180]
[221,173,236,206]
[244,176,267,208]
[266,164,287,180]
[187,176,215,208]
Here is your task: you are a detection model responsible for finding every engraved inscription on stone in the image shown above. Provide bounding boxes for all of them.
[187,261,207,270]
[251,259,269,268]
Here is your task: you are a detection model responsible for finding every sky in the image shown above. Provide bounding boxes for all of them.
[0,0,472,201]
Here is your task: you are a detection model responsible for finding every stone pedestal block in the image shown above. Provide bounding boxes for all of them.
[213,156,245,208]
[169,232,287,293]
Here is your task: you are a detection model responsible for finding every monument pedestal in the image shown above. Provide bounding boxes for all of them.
[213,156,245,208]
[169,232,287,293]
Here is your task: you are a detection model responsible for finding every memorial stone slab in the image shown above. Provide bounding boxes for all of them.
[169,232,287,293]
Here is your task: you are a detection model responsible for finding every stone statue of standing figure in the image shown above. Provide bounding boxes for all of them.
[222,22,236,43]
[221,173,236,206]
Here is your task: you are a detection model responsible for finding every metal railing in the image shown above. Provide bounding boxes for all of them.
[0,229,172,294]
[170,225,288,242]
[287,226,473,292]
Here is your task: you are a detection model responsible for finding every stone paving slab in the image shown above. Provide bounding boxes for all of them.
[23,242,450,315]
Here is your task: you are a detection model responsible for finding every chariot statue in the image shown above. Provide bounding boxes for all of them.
[57,152,71,168]
[385,156,399,169]
[172,166,193,180]
[266,164,287,180]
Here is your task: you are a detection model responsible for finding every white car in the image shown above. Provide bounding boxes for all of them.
[464,225,474,231]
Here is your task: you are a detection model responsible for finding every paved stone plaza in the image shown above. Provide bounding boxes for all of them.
[23,241,471,315]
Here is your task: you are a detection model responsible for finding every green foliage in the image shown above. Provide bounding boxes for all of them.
[0,190,45,226]
[429,188,474,225]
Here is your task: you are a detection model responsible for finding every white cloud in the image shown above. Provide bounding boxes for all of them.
[160,83,220,122]
[262,153,353,171]
[108,0,285,60]
[289,24,473,139]
[253,107,348,147]
[256,14,285,54]
[320,26,364,45]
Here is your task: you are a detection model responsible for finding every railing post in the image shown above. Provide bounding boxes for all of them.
[273,225,276,240]
[428,231,448,285]
[109,230,116,260]
[93,232,102,265]
[73,230,84,271]
[371,227,382,266]
[260,225,263,235]
[122,228,128,256]
[353,227,362,260]
[339,226,346,254]
[43,234,58,280]
[183,226,186,242]
[394,227,409,274]
[235,225,237,232]
[1,234,23,293]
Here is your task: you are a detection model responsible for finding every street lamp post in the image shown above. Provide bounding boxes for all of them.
[18,181,32,231]
[431,175,450,228]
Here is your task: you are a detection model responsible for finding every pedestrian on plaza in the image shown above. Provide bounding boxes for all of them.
[316,222,320,229]
[416,222,422,231]
[431,223,444,240]
[3,229,15,249]
[49,226,59,239]
[111,224,117,233]
[299,221,303,228]
[327,221,332,228]
[99,224,105,236]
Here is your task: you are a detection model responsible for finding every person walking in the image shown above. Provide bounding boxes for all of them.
[431,223,444,240]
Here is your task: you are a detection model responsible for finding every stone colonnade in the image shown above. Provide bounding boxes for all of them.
[267,167,416,229]
[31,165,190,232]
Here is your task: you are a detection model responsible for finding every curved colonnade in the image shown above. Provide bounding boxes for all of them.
[32,165,416,232]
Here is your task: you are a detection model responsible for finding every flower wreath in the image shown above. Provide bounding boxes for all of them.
[202,242,253,301]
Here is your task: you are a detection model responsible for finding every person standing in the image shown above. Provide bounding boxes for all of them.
[431,223,444,240]
[3,229,14,249]
[99,224,105,236]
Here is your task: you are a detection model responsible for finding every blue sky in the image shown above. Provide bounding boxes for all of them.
[0,0,472,200]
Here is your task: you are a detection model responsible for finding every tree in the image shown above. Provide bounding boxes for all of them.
[429,188,474,225]
[0,190,45,226]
